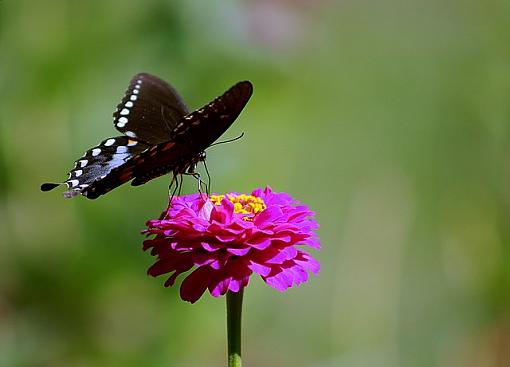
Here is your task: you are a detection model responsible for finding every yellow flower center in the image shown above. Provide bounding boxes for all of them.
[210,194,267,218]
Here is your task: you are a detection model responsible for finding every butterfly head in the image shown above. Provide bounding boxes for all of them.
[185,151,207,175]
[197,151,206,162]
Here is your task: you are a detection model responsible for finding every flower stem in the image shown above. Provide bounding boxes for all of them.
[226,289,244,367]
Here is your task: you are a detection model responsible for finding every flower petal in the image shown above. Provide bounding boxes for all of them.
[248,260,272,277]
[254,206,284,226]
[180,266,214,303]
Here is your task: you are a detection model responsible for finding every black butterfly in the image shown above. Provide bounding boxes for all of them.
[41,73,253,199]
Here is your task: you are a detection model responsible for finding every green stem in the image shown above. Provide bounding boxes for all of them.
[226,289,244,367]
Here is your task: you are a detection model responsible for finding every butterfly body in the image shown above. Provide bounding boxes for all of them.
[41,73,252,199]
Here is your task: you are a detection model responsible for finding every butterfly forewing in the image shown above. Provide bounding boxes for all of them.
[83,141,194,199]
[113,73,189,144]
[171,81,253,151]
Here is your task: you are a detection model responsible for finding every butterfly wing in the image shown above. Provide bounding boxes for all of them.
[113,73,189,144]
[41,136,149,198]
[82,141,193,199]
[170,81,253,150]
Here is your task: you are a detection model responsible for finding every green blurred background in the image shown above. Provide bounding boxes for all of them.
[1,0,510,366]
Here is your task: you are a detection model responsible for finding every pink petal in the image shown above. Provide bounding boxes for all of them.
[266,247,298,264]
[263,268,294,291]
[226,247,251,256]
[295,251,321,274]
[180,266,214,303]
[248,260,272,276]
[209,276,231,297]
[198,199,214,220]
[246,236,272,250]
[228,276,250,293]
[254,206,284,225]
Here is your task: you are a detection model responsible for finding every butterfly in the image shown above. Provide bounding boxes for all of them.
[41,73,253,199]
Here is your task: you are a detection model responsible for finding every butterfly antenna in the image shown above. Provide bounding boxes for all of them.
[209,132,245,147]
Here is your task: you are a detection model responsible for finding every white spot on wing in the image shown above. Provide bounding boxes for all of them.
[79,159,88,167]
[104,138,115,146]
[116,146,128,154]
[130,95,137,101]
[133,89,139,94]
[117,117,128,128]
[125,101,133,108]
[68,179,79,187]
[125,131,136,138]
[75,170,83,177]
[120,108,129,115]
[92,148,101,156]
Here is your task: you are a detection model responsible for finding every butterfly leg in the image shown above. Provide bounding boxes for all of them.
[168,174,180,204]
[190,172,203,194]
[182,171,208,200]
[194,172,209,196]
[177,174,183,196]
[202,160,211,196]
[168,174,177,195]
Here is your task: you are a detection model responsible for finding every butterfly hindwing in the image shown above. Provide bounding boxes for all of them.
[113,73,189,144]
[56,136,149,198]
[83,141,193,199]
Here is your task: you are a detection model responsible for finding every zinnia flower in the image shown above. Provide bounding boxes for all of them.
[143,186,320,303]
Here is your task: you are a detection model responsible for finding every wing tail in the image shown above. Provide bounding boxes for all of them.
[40,182,62,191]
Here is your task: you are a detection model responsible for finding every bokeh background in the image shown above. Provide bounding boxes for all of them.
[1,0,510,366]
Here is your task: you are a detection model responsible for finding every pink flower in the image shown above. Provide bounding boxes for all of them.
[143,186,320,303]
